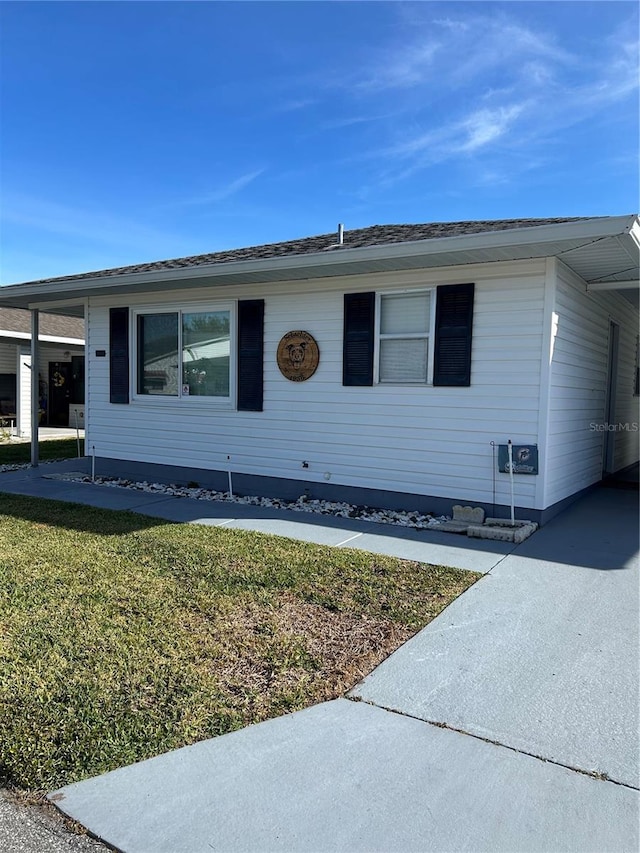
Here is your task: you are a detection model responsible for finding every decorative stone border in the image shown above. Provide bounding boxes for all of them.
[468,519,538,543]
[434,505,538,543]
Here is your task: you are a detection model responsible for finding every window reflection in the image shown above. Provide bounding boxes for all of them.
[137,313,179,395]
[182,311,230,397]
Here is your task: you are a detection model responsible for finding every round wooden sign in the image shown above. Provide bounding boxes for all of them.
[276,331,320,381]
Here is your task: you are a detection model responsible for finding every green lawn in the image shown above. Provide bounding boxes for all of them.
[0,438,82,465]
[0,494,479,792]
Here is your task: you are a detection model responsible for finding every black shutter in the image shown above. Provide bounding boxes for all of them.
[433,283,474,387]
[343,292,375,386]
[109,307,130,404]
[237,299,264,411]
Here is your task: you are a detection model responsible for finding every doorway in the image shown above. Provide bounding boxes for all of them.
[48,362,72,426]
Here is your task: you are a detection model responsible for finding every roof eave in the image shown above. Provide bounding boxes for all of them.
[0,214,636,309]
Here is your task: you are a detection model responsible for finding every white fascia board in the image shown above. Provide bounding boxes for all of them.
[41,335,84,346]
[1,214,637,305]
[22,297,86,314]
[613,231,640,271]
[0,330,84,345]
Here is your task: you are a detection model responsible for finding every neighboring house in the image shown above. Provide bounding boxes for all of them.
[0,216,638,522]
[0,308,85,436]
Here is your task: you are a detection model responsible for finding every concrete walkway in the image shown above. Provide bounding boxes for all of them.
[0,458,516,573]
[3,427,85,442]
[1,463,638,852]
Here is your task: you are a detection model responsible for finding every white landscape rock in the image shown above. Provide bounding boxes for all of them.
[56,474,451,532]
[0,459,63,474]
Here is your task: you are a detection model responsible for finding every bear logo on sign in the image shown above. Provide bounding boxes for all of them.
[286,340,307,367]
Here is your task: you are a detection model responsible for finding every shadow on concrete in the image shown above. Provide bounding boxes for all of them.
[513,486,638,571]
[601,461,639,490]
[139,488,640,572]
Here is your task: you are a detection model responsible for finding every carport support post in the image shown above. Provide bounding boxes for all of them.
[30,309,39,467]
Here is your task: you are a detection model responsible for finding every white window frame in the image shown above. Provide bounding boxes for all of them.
[374,287,436,385]
[132,301,236,407]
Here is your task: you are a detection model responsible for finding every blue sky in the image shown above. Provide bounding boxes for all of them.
[1,1,637,284]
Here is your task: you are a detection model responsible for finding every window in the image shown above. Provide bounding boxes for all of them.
[110,299,263,409]
[136,307,232,400]
[377,291,433,384]
[343,283,474,387]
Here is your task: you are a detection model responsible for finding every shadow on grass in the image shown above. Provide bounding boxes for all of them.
[0,439,83,465]
[0,492,170,536]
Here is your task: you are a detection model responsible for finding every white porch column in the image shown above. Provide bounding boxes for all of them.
[30,309,39,467]
[16,345,31,438]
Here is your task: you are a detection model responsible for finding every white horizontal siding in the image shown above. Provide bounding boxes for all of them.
[545,261,640,506]
[611,309,640,473]
[86,260,547,508]
[17,346,30,437]
[0,342,17,374]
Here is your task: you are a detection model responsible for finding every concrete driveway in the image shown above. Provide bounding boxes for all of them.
[352,486,639,788]
[41,484,638,853]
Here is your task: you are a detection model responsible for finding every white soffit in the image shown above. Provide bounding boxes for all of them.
[561,237,639,284]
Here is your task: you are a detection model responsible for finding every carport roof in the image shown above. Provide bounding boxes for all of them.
[0,307,84,340]
[0,215,637,313]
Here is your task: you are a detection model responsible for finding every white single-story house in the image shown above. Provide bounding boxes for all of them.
[0,308,85,436]
[0,216,638,522]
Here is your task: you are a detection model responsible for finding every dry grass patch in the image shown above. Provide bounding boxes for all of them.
[207,592,414,712]
[0,493,479,792]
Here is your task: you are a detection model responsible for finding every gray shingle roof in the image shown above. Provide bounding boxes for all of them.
[0,307,84,340]
[24,217,592,285]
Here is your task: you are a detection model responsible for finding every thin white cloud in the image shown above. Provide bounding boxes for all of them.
[459,105,527,152]
[318,114,388,131]
[180,169,265,207]
[569,36,639,107]
[1,193,182,250]
[342,8,637,189]
[357,39,442,91]
[431,18,470,33]
[296,112,400,141]
[383,102,528,162]
[354,12,574,94]
[273,98,317,114]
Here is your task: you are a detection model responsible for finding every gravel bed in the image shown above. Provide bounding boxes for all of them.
[66,475,450,530]
[0,460,66,474]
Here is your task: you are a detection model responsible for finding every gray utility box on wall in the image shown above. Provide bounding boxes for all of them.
[69,404,85,429]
